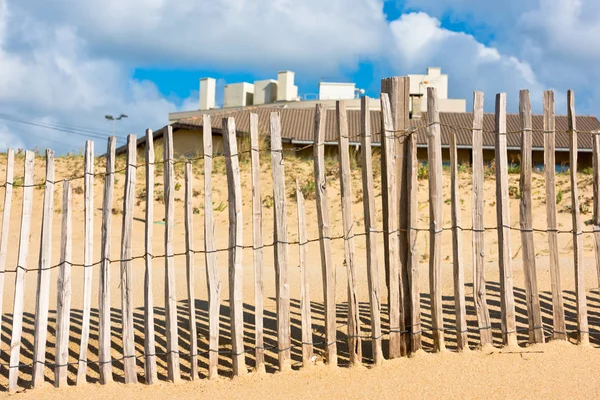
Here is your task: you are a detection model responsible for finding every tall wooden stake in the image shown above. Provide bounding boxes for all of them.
[32,149,55,387]
[143,129,158,383]
[313,104,338,366]
[77,140,94,384]
[472,91,493,346]
[380,94,402,358]
[270,112,292,371]
[98,137,115,385]
[184,161,198,379]
[519,90,544,344]
[0,149,13,362]
[359,97,383,364]
[337,100,362,364]
[449,129,468,350]
[296,180,313,368]
[55,181,72,388]
[223,117,247,376]
[543,91,567,341]
[203,115,221,379]
[568,90,589,345]
[164,126,181,382]
[8,151,34,392]
[120,134,138,384]
[250,113,265,372]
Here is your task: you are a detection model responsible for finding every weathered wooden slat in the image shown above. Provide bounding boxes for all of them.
[143,129,158,384]
[55,181,72,388]
[203,115,221,379]
[472,91,493,346]
[249,113,265,372]
[32,149,56,387]
[336,100,362,365]
[494,93,518,347]
[406,122,422,352]
[0,149,14,361]
[519,90,544,344]
[270,112,292,371]
[296,180,313,368]
[223,117,247,376]
[380,94,402,358]
[184,161,198,380]
[120,134,138,384]
[314,103,338,366]
[426,88,445,352]
[380,78,411,356]
[594,127,600,306]
[543,91,567,341]
[8,151,35,392]
[359,97,383,364]
[77,140,94,384]
[164,126,181,382]
[568,90,590,345]
[449,127,468,351]
[98,137,115,385]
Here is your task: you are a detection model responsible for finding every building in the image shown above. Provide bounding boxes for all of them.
[118,106,600,171]
[169,67,466,122]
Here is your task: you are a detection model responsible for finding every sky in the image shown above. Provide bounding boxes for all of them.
[1,0,599,154]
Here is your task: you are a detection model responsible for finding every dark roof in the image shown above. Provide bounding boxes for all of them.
[116,108,600,155]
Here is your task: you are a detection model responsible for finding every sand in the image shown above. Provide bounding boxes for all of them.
[0,150,598,398]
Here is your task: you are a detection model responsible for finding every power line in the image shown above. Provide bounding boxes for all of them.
[0,113,127,143]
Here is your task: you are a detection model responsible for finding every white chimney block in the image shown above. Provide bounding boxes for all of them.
[199,78,216,110]
[277,71,298,102]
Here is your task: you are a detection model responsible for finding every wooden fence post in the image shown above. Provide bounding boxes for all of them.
[120,134,138,384]
[543,91,567,341]
[8,150,34,392]
[250,113,265,372]
[313,104,338,366]
[594,128,600,302]
[32,149,55,387]
[296,180,313,368]
[380,77,411,354]
[472,91,493,346]
[164,126,181,382]
[380,94,402,358]
[449,128,468,351]
[98,137,115,385]
[77,140,94,384]
[406,120,422,352]
[495,93,518,347]
[55,181,72,388]
[568,90,590,345]
[270,112,292,371]
[203,115,221,379]
[359,97,383,364]
[519,90,544,344]
[0,149,13,362]
[426,87,445,352]
[336,100,362,365]
[184,161,198,380]
[143,129,158,383]
[223,117,247,376]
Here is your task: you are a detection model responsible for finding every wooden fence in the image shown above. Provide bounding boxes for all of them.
[0,80,599,392]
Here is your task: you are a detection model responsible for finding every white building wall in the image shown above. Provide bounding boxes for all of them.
[277,71,298,101]
[224,82,254,108]
[318,82,356,100]
[199,78,216,110]
[408,67,463,112]
[254,79,278,105]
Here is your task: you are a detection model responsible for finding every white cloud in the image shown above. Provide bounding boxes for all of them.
[12,0,389,75]
[388,12,548,112]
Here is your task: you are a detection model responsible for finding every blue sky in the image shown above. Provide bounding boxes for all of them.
[1,0,600,153]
